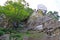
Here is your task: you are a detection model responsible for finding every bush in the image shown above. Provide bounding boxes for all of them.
[0,31,5,36]
[11,33,21,37]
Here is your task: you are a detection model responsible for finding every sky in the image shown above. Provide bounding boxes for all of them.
[0,0,60,15]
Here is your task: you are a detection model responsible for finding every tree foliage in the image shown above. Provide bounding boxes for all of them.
[0,0,33,22]
[0,0,33,29]
[47,11,60,20]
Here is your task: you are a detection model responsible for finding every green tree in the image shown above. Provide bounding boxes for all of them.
[0,0,33,28]
[47,11,60,20]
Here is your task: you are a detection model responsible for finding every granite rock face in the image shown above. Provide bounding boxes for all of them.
[27,9,60,40]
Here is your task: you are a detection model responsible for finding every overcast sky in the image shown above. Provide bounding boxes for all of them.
[0,0,60,15]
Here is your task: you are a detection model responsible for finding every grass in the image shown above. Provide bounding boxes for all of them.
[0,27,45,40]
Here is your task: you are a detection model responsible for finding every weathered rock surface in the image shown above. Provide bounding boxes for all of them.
[27,9,60,40]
